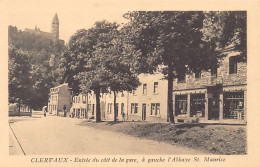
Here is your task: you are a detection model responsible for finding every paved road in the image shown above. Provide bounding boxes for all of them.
[9,112,205,155]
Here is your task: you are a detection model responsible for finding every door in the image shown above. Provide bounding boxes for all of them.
[115,103,119,118]
[101,102,105,120]
[208,97,219,120]
[142,104,146,120]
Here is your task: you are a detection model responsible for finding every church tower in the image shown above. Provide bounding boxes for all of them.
[51,13,59,41]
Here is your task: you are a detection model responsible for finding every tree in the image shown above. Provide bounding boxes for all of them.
[96,31,141,122]
[123,11,212,123]
[8,25,67,109]
[8,47,33,115]
[69,21,120,122]
[202,11,246,61]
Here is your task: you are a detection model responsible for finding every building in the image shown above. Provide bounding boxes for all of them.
[127,73,168,122]
[67,49,246,124]
[173,49,247,124]
[24,13,63,43]
[101,90,128,121]
[48,84,71,116]
[69,73,169,122]
[70,93,88,119]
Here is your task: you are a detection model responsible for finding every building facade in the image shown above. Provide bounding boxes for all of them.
[68,73,169,122]
[127,73,168,122]
[48,84,71,116]
[70,94,88,118]
[67,50,246,124]
[173,50,247,124]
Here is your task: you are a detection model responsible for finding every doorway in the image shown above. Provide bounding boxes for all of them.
[142,103,146,120]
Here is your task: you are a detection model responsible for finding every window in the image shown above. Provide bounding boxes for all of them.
[175,95,187,116]
[121,103,124,114]
[191,94,205,117]
[151,103,155,115]
[177,72,186,83]
[131,103,138,114]
[132,89,136,95]
[195,71,201,79]
[211,63,217,76]
[87,104,91,112]
[224,92,244,119]
[154,82,158,93]
[155,103,160,115]
[82,95,86,104]
[151,103,160,116]
[229,56,238,74]
[143,84,147,95]
[107,103,112,114]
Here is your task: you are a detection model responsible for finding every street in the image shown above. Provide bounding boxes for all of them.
[9,111,205,155]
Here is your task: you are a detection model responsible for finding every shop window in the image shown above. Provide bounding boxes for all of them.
[229,56,238,74]
[154,82,158,93]
[224,92,244,119]
[190,94,205,117]
[175,95,187,116]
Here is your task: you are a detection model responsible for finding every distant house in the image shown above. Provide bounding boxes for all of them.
[48,84,71,116]
[70,93,88,119]
[173,49,247,124]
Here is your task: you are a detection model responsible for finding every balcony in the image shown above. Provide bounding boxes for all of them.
[202,76,223,87]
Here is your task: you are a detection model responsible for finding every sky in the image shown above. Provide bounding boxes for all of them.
[4,0,253,43]
[5,0,136,43]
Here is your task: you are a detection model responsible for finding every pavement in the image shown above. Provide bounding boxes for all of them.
[9,111,205,155]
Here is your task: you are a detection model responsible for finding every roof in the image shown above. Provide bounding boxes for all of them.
[53,83,68,89]
[52,13,59,23]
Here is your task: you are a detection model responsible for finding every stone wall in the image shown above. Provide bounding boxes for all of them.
[173,51,247,91]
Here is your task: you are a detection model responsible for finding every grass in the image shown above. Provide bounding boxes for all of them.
[79,121,247,155]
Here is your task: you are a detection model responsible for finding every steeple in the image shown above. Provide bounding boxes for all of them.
[52,13,59,24]
[51,13,59,40]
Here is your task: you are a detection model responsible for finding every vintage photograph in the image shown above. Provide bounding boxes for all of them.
[7,3,247,157]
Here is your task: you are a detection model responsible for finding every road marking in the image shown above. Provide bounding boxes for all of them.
[9,123,26,156]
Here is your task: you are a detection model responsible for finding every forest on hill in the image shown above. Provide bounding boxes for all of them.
[8,25,66,109]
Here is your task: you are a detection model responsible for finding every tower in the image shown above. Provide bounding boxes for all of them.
[51,13,59,41]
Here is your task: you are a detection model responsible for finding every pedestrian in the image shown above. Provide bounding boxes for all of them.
[122,112,125,121]
[44,107,47,117]
[63,105,67,117]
